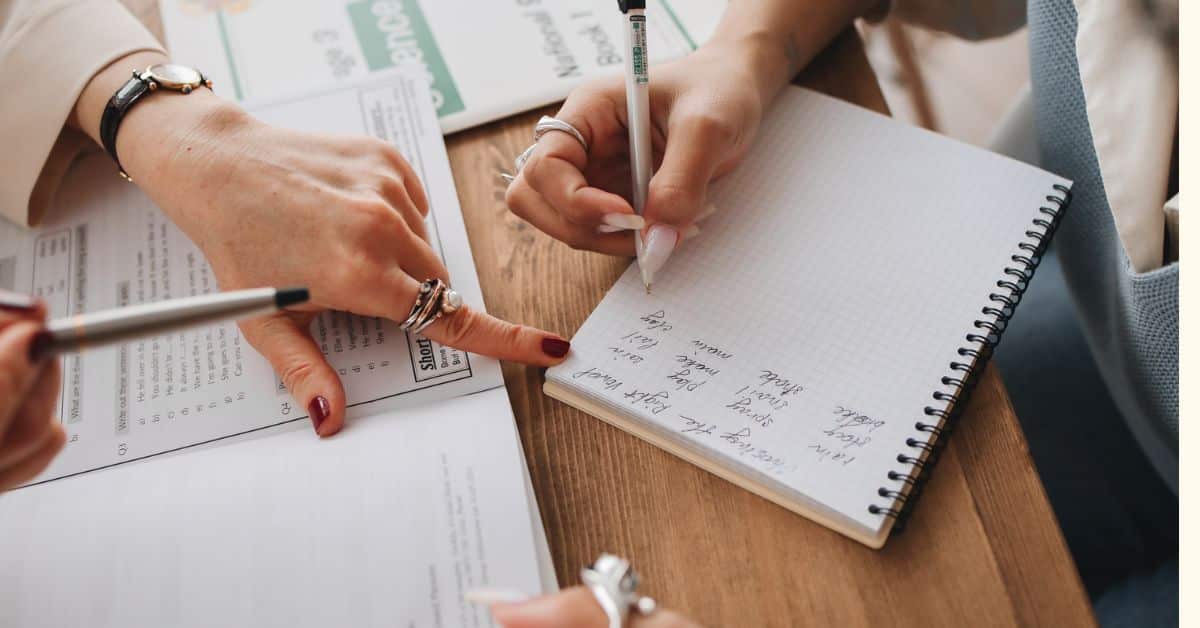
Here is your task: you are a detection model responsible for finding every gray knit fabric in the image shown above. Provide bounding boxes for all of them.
[1028,0,1179,489]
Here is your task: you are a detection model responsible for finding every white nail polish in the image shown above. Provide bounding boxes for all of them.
[464,588,530,605]
[596,224,625,234]
[681,225,701,240]
[602,213,645,230]
[641,224,678,288]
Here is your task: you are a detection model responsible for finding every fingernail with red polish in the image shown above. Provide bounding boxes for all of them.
[541,337,570,359]
[27,331,54,364]
[308,396,330,435]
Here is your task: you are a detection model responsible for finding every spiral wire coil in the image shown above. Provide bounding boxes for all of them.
[868,184,1072,530]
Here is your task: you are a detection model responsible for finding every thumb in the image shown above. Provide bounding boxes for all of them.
[644,112,734,227]
[240,312,347,438]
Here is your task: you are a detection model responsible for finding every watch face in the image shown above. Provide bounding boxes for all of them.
[146,64,203,89]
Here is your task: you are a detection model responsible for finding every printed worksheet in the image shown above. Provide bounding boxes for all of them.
[160,0,725,132]
[0,69,502,484]
[0,389,544,628]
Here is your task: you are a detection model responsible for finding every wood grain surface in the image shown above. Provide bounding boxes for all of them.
[130,3,1094,625]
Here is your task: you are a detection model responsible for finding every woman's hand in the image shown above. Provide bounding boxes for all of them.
[0,303,65,490]
[490,587,702,628]
[70,52,572,439]
[504,38,784,256]
[128,101,572,437]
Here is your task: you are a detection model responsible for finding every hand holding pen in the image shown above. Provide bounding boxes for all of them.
[0,292,64,490]
[503,10,774,282]
[0,287,308,489]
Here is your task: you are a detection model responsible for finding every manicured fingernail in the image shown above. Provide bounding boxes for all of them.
[464,588,530,605]
[27,331,54,363]
[308,396,330,434]
[641,224,678,287]
[601,213,645,230]
[596,224,625,234]
[541,336,570,358]
[681,224,701,240]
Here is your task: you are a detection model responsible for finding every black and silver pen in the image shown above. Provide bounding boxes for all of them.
[29,286,309,359]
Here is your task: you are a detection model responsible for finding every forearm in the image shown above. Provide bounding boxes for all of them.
[65,48,253,236]
[705,0,881,104]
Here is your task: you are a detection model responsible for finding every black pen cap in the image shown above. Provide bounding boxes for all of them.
[618,0,647,13]
[274,287,311,309]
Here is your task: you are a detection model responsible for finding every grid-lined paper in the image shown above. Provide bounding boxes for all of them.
[546,88,1070,545]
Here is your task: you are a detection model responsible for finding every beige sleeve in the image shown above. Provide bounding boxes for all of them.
[0,0,164,227]
[891,0,1026,40]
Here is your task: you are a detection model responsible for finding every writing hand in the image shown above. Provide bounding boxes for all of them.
[504,40,776,258]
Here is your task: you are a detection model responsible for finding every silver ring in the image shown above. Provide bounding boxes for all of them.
[501,116,588,184]
[580,554,657,628]
[534,115,589,151]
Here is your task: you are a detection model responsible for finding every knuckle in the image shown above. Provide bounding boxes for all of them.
[684,110,738,145]
[351,199,404,234]
[278,359,317,393]
[651,180,694,210]
[376,175,407,200]
[500,321,526,349]
[439,309,479,346]
[367,136,398,159]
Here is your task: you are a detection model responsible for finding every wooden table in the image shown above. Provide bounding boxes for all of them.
[129,3,1094,625]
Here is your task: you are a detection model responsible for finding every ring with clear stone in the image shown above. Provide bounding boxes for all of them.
[400,279,463,335]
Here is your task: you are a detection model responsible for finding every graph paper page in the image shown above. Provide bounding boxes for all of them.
[546,88,1070,541]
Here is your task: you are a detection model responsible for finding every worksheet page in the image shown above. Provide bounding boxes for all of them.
[0,389,543,628]
[0,70,502,484]
[160,0,725,132]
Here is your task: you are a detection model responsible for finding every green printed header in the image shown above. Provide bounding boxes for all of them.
[347,0,464,117]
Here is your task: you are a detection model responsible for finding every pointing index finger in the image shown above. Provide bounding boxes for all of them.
[419,303,569,367]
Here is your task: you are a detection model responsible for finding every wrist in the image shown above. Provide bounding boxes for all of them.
[698,31,795,107]
[117,89,251,186]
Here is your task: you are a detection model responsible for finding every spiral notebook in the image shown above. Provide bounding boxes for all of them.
[544,87,1072,548]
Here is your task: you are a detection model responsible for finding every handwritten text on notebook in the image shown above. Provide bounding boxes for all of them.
[567,309,888,476]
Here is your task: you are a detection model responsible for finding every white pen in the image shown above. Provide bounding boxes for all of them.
[618,0,665,293]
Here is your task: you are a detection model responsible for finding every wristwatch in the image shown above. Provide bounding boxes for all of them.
[100,64,212,181]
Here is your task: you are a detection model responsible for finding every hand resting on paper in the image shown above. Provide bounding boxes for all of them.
[68,52,572,438]
[0,303,65,490]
